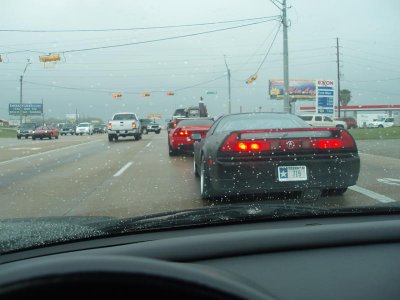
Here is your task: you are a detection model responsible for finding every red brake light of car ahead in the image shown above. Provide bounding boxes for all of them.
[108,122,112,129]
[220,133,270,152]
[174,128,192,136]
[131,122,137,129]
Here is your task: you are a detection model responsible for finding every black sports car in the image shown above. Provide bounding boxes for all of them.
[192,113,360,200]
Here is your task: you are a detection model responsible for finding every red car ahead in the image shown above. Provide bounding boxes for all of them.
[168,118,214,156]
[32,126,59,140]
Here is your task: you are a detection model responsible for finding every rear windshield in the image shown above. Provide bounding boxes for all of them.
[78,124,89,127]
[21,123,36,129]
[113,114,137,120]
[215,114,310,132]
[178,119,214,127]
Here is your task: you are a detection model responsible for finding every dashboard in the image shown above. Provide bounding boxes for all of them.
[1,214,400,299]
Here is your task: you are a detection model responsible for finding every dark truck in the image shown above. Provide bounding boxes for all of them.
[167,101,208,132]
[140,119,161,134]
[17,123,37,139]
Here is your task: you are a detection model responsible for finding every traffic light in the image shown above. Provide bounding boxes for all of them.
[39,53,61,63]
[246,74,258,84]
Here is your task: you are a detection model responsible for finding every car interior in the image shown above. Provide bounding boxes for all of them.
[1,212,400,299]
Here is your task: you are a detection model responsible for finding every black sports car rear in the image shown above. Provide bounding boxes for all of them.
[193,113,360,200]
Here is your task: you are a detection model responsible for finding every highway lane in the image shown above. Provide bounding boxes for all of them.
[0,133,398,219]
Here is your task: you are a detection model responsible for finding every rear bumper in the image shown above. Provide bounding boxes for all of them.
[108,129,138,136]
[209,155,360,195]
[32,134,51,138]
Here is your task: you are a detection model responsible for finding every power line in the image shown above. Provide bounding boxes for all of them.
[0,16,280,33]
[62,20,277,54]
[255,22,282,73]
[2,19,278,55]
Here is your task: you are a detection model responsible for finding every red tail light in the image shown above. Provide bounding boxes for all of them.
[220,133,270,152]
[174,128,192,136]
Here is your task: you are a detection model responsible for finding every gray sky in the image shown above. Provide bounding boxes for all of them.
[1,0,399,121]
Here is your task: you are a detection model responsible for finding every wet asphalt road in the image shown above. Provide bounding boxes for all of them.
[0,133,399,219]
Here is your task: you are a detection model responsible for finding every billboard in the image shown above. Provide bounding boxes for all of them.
[269,80,316,99]
[9,103,43,115]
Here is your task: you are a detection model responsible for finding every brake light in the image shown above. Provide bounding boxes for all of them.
[108,122,112,129]
[220,133,269,152]
[131,122,137,129]
[174,128,192,136]
[314,139,343,149]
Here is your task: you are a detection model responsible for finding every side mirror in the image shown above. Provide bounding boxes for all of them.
[191,133,202,142]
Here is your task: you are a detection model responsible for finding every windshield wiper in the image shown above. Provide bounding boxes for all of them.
[98,203,400,235]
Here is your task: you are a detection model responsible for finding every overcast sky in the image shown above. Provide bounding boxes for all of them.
[1,0,399,121]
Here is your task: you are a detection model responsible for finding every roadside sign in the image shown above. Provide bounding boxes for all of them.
[315,80,334,115]
[9,103,43,115]
[146,114,162,119]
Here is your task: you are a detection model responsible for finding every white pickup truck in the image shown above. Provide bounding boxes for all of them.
[107,112,142,142]
[298,114,347,129]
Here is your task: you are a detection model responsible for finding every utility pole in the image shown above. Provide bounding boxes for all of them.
[336,37,341,118]
[224,55,231,114]
[282,0,290,113]
[19,59,31,125]
[42,98,44,126]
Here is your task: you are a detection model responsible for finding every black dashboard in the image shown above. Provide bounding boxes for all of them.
[1,214,400,299]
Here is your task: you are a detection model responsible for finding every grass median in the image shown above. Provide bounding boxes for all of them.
[0,128,17,138]
[349,127,400,140]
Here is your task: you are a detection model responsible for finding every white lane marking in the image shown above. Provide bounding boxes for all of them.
[9,147,41,151]
[377,178,400,186]
[349,185,396,203]
[0,140,101,167]
[145,142,152,148]
[113,161,133,177]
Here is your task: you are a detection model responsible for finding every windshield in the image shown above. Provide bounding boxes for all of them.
[0,0,399,254]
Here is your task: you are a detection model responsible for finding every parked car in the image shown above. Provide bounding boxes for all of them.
[32,125,59,140]
[298,114,347,129]
[168,118,214,156]
[367,117,394,128]
[60,124,76,135]
[75,122,93,135]
[193,113,360,199]
[336,117,358,129]
[16,123,37,139]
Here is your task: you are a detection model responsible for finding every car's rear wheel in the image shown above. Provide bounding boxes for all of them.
[378,125,384,128]
[200,156,215,199]
[108,135,113,142]
[156,130,160,134]
[193,159,199,177]
[168,143,177,156]
[32,137,36,140]
[55,135,59,139]
[17,135,21,140]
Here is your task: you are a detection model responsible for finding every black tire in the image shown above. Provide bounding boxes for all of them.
[134,133,141,141]
[156,130,161,134]
[49,136,52,140]
[200,155,215,199]
[327,187,348,196]
[193,159,200,177]
[55,135,59,139]
[32,137,36,140]
[108,134,114,142]
[143,128,148,135]
[378,125,384,128]
[17,135,21,140]
[168,142,177,156]
[40,138,43,140]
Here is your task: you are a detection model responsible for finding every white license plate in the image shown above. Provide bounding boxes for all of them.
[277,166,307,182]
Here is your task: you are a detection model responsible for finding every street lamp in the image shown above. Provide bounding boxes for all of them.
[19,59,31,125]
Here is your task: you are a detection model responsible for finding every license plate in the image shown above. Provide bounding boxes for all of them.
[277,166,307,182]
